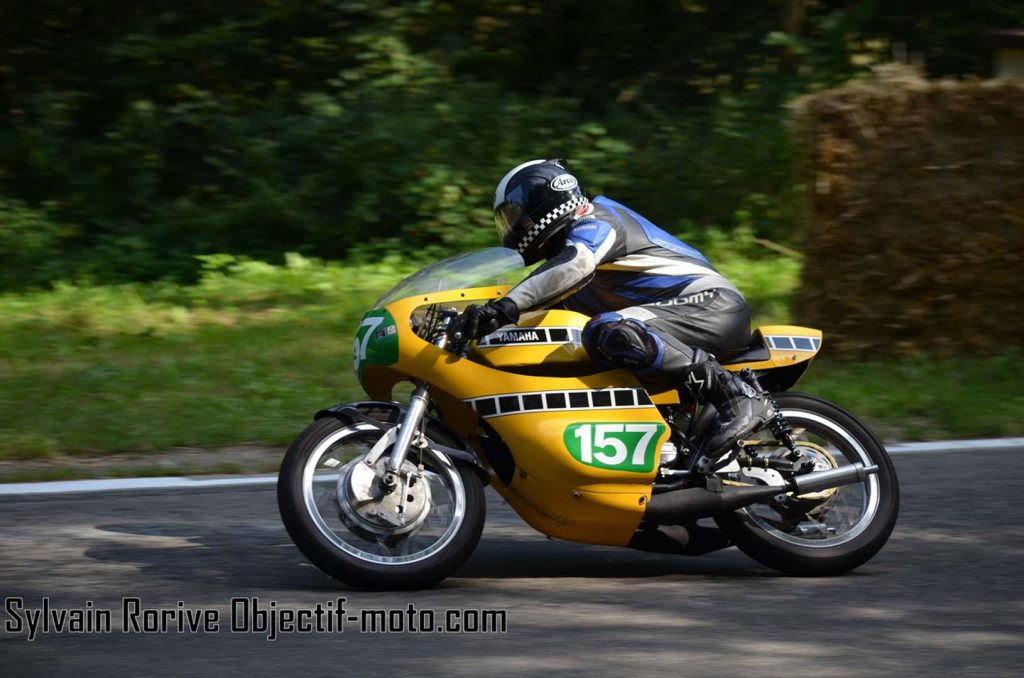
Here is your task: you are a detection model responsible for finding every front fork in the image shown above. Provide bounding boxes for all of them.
[364,334,448,492]
[380,381,431,490]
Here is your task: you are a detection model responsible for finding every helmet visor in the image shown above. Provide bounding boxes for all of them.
[494,199,525,244]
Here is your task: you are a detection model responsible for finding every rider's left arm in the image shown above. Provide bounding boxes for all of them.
[501,219,619,316]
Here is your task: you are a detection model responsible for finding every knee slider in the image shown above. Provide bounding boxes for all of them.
[582,314,662,370]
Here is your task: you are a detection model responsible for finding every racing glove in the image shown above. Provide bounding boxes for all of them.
[447,297,520,345]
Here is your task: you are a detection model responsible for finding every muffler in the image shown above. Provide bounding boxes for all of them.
[644,462,878,525]
[790,463,877,495]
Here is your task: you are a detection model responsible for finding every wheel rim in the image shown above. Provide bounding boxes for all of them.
[300,424,467,565]
[730,409,881,548]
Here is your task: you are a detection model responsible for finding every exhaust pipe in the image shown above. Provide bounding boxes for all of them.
[644,463,878,525]
[790,463,877,496]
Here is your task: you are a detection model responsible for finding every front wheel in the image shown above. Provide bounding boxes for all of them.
[715,393,899,576]
[278,416,485,589]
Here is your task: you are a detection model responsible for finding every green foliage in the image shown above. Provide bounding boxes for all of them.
[0,254,394,457]
[0,253,1017,459]
[0,253,417,338]
[802,354,1024,441]
[3,1,1020,289]
[0,199,69,288]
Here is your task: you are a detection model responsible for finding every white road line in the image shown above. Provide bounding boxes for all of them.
[886,437,1024,453]
[1,437,1022,496]
[0,474,278,496]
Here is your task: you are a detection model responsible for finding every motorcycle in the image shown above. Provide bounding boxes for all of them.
[278,248,899,589]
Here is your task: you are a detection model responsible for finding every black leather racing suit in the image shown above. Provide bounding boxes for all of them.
[503,196,751,383]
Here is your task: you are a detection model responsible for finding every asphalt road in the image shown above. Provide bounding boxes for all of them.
[1,448,1022,677]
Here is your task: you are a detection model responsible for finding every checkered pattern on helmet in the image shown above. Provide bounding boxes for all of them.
[515,197,588,254]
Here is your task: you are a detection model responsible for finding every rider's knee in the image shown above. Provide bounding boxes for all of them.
[582,313,663,370]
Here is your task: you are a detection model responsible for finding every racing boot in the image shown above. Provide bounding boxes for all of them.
[677,351,774,467]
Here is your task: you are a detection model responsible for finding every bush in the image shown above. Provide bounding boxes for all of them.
[0,199,69,289]
[4,1,1021,290]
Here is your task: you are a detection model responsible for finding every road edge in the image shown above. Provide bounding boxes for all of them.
[2,436,1022,496]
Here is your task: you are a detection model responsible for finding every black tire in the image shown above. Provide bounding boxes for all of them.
[278,416,486,590]
[714,393,899,576]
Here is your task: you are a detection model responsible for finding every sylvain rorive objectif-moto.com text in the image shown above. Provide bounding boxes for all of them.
[2,596,507,641]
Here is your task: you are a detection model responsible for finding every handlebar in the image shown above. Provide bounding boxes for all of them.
[438,308,471,357]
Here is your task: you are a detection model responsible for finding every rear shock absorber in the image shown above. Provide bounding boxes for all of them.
[740,368,799,458]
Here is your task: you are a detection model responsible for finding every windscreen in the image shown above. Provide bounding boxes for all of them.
[373,248,529,308]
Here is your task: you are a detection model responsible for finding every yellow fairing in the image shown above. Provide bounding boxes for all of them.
[358,289,822,547]
[360,287,666,546]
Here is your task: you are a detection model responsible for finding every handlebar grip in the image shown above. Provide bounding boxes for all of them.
[441,328,469,357]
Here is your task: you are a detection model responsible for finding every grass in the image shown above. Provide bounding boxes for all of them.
[0,250,1020,464]
[0,253,400,458]
[801,355,1024,442]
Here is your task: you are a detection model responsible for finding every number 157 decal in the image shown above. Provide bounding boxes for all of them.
[563,423,666,473]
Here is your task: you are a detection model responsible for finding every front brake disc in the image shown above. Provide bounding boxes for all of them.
[337,457,432,541]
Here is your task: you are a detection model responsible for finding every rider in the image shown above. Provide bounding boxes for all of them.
[449,159,773,461]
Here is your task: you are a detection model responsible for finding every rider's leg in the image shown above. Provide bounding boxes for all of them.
[581,289,772,460]
[663,338,773,461]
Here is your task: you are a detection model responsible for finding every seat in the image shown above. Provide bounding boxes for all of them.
[719,329,772,365]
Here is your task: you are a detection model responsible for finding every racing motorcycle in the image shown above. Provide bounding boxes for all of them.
[278,248,899,589]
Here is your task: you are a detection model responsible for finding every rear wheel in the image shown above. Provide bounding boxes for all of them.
[278,416,485,589]
[714,393,899,576]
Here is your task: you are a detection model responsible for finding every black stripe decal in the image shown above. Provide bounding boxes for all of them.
[467,388,654,419]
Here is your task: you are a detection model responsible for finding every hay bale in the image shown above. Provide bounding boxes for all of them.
[792,65,1024,357]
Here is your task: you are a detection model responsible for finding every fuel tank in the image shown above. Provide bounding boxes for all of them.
[471,309,591,368]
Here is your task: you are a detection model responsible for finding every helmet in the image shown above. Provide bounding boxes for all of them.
[493,159,588,264]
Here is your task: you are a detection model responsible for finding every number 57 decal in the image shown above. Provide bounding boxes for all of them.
[564,423,666,473]
[353,315,384,371]
[352,309,398,376]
